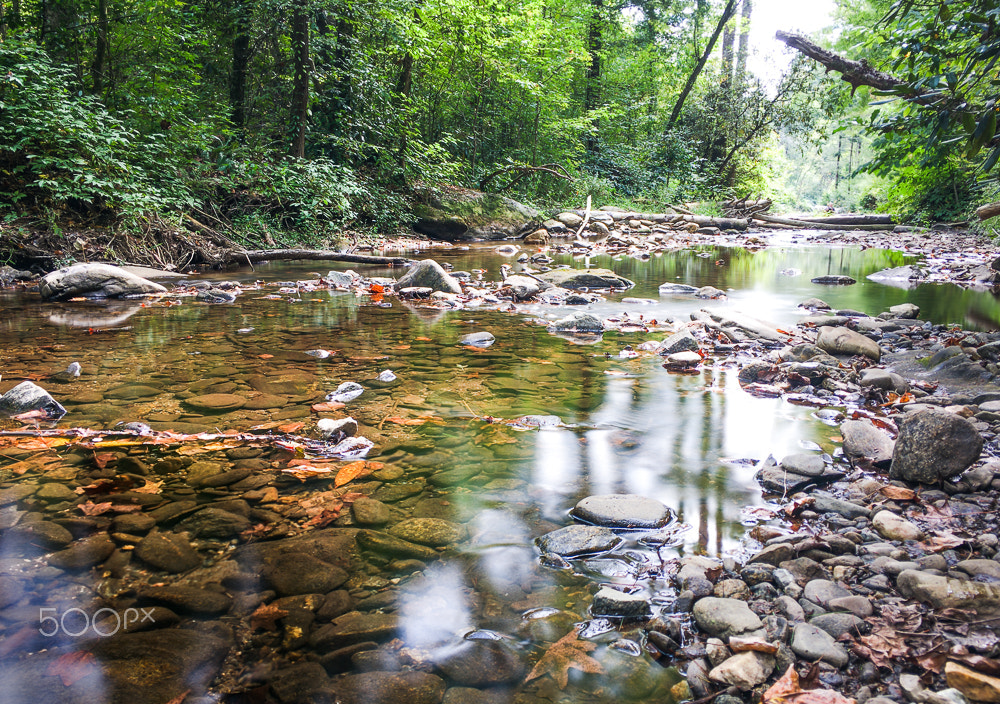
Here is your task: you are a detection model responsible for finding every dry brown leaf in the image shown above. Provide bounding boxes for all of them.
[92,451,116,469]
[47,651,99,686]
[249,603,289,631]
[385,416,426,426]
[78,500,113,516]
[164,689,191,704]
[764,665,856,704]
[880,485,917,501]
[920,532,967,552]
[282,464,333,481]
[784,691,856,704]
[335,460,382,488]
[763,665,801,703]
[133,479,164,494]
[524,626,603,688]
[311,401,346,413]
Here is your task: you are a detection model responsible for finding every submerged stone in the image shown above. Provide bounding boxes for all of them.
[570,494,674,529]
[535,525,623,557]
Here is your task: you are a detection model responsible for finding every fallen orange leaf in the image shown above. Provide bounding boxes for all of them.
[335,460,382,487]
[311,401,346,413]
[47,651,99,686]
[416,337,432,341]
[258,354,274,359]
[385,416,426,426]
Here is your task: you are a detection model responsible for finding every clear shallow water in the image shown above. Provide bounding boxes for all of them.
[0,240,997,703]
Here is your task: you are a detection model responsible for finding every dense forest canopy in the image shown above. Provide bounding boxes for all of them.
[0,0,997,244]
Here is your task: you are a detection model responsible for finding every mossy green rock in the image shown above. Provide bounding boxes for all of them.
[412,188,540,241]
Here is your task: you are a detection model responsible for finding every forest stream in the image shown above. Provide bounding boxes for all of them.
[2,238,1000,704]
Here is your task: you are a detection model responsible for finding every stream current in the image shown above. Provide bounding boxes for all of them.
[0,238,998,703]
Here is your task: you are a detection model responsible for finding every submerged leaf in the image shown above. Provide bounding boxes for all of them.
[525,626,603,688]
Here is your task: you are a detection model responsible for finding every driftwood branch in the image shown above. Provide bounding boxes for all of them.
[574,195,593,238]
[182,213,238,249]
[976,202,1000,220]
[754,213,895,231]
[791,214,894,226]
[233,249,412,267]
[775,31,931,102]
[479,163,573,192]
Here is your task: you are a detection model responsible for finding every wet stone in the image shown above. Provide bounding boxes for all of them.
[358,530,439,560]
[199,468,252,487]
[7,520,74,549]
[802,579,851,607]
[183,392,248,412]
[177,508,251,538]
[779,453,826,477]
[269,661,331,704]
[244,393,288,410]
[372,482,426,503]
[352,497,391,526]
[264,552,349,596]
[311,611,400,651]
[535,525,623,558]
[337,671,446,704]
[47,534,115,570]
[0,484,37,505]
[591,586,652,619]
[436,639,526,686]
[570,493,674,529]
[140,586,232,614]
[810,612,866,638]
[890,409,984,484]
[0,575,25,609]
[692,597,765,641]
[388,517,464,546]
[135,531,202,573]
[112,513,156,534]
[790,622,849,667]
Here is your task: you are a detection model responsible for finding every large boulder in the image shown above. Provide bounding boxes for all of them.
[411,188,540,241]
[39,263,167,300]
[537,268,634,290]
[815,325,881,361]
[395,260,462,294]
[889,409,983,484]
[0,381,67,419]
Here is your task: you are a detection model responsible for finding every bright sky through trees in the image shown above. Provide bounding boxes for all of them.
[747,0,836,81]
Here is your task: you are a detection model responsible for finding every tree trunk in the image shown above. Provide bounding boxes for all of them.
[583,0,603,154]
[775,30,917,96]
[91,0,108,94]
[289,0,310,158]
[230,2,251,131]
[720,22,734,85]
[234,249,412,267]
[735,0,751,81]
[666,0,737,131]
[976,202,1000,220]
[754,213,895,230]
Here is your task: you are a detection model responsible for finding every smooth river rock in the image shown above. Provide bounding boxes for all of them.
[535,525,623,557]
[692,597,764,641]
[396,259,462,294]
[889,409,983,483]
[39,262,168,300]
[816,325,881,361]
[570,494,674,529]
[0,381,67,419]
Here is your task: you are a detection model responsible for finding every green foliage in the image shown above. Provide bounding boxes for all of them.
[0,39,193,215]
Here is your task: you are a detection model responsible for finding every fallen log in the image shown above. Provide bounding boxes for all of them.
[233,249,412,267]
[791,214,894,226]
[976,202,1000,221]
[754,214,895,231]
[681,214,748,231]
[575,195,593,238]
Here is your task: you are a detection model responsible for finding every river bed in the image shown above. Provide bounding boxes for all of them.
[0,239,998,703]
